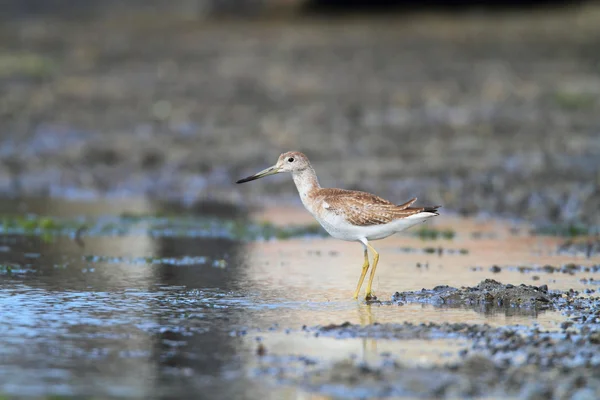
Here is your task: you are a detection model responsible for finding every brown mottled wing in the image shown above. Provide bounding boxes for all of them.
[318,189,433,226]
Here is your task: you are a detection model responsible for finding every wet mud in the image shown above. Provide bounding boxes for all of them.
[255,281,600,399]
[1,4,600,227]
[507,263,600,275]
[0,198,598,398]
[258,322,600,399]
[558,237,600,259]
[1,1,600,397]
[387,279,554,309]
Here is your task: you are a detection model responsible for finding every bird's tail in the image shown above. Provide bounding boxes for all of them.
[404,205,441,216]
[421,205,441,215]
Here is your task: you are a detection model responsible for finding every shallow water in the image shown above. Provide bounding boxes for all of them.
[0,199,598,398]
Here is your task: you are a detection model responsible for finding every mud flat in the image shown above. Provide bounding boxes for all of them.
[1,4,600,226]
[254,280,600,399]
[245,208,600,398]
[0,199,599,398]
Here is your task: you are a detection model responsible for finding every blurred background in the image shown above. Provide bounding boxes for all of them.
[0,3,599,398]
[1,0,599,226]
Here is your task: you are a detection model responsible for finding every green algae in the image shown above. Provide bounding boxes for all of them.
[553,90,597,110]
[531,223,598,238]
[0,265,13,275]
[0,212,460,242]
[414,227,455,240]
[0,52,57,79]
[0,213,327,241]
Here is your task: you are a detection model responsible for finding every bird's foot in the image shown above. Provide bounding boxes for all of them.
[365,293,377,301]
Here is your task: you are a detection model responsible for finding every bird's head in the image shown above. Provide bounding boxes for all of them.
[236,151,310,183]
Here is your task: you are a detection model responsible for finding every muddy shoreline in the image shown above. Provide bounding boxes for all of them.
[0,197,599,398]
[1,5,599,226]
[1,3,600,398]
[253,280,600,399]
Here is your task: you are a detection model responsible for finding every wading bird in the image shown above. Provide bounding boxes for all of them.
[236,151,440,300]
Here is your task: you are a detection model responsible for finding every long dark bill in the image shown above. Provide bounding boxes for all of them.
[236,166,279,184]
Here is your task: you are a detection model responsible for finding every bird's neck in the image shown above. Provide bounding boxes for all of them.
[292,167,321,210]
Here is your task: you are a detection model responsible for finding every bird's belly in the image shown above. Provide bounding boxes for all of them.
[314,213,395,241]
[314,211,434,241]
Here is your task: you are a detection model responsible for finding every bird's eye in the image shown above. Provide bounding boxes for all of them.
[288,157,294,162]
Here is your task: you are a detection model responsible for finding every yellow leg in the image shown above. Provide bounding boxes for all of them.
[352,249,370,299]
[364,242,380,300]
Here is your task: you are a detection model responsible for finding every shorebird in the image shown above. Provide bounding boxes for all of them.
[236,151,440,300]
